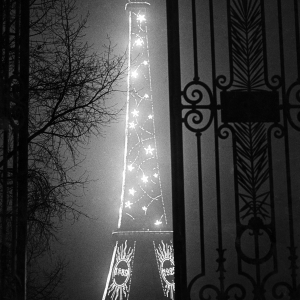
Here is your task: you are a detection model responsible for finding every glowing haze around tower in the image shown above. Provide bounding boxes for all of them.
[102,3,174,300]
[118,1,167,231]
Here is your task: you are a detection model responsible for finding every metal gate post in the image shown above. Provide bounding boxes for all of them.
[166,1,188,299]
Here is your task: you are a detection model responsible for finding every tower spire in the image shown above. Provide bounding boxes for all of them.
[118,1,167,231]
[103,3,174,299]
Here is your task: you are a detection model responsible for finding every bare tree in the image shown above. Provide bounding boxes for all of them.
[27,256,68,300]
[0,0,126,298]
[28,0,125,179]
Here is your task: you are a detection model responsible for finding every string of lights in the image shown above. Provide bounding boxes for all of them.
[103,4,174,300]
[118,6,167,231]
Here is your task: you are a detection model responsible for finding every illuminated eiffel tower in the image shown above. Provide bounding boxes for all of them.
[102,2,174,300]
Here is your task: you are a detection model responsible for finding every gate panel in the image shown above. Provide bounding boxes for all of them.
[166,1,300,299]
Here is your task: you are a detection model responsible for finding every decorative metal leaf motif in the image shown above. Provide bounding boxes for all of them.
[231,0,265,91]
[234,122,270,220]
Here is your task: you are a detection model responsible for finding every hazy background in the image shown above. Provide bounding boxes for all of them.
[56,1,171,299]
[52,1,300,299]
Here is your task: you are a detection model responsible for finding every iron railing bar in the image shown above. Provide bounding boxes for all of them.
[261,0,278,92]
[191,0,199,81]
[262,125,279,286]
[277,0,298,291]
[12,130,18,293]
[294,0,300,81]
[196,132,205,276]
[1,0,11,297]
[14,0,20,75]
[187,131,206,295]
[166,0,188,299]
[209,0,226,295]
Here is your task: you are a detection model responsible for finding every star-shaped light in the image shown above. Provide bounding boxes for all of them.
[137,14,146,22]
[155,220,162,226]
[145,145,154,155]
[153,173,158,178]
[125,201,133,208]
[131,109,139,117]
[132,70,138,78]
[129,122,136,129]
[141,174,148,183]
[148,114,153,119]
[143,60,148,65]
[129,188,136,196]
[128,164,134,171]
[135,38,143,46]
[144,93,149,99]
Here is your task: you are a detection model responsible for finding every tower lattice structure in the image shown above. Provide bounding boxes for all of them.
[102,2,174,300]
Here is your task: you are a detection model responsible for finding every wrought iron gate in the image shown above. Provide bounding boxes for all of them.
[166,0,300,299]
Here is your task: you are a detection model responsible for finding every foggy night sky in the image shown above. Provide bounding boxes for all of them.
[45,1,300,299]
[56,1,172,299]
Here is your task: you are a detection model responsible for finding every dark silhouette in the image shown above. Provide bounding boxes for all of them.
[0,0,126,299]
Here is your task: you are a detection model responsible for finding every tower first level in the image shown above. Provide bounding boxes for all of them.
[103,232,174,300]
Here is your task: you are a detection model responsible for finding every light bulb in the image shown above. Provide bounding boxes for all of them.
[129,122,136,129]
[137,14,146,22]
[145,145,154,155]
[129,188,136,196]
[132,70,138,78]
[128,164,134,171]
[131,109,139,117]
[125,201,133,208]
[135,38,144,46]
[141,174,148,183]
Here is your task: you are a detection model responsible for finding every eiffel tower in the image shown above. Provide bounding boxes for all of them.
[102,2,174,300]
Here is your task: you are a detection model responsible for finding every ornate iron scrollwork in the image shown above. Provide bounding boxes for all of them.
[168,0,300,298]
[182,80,213,133]
[286,82,300,132]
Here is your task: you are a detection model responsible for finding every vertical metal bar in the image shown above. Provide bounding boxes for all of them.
[261,0,277,92]
[15,0,20,75]
[1,0,11,298]
[191,0,199,81]
[0,0,3,64]
[209,0,225,294]
[277,0,298,291]
[12,130,18,297]
[267,126,278,275]
[166,0,188,299]
[294,0,300,80]
[0,0,3,295]
[12,0,20,292]
[16,0,29,298]
[196,132,205,277]
[187,132,206,296]
[1,133,8,300]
